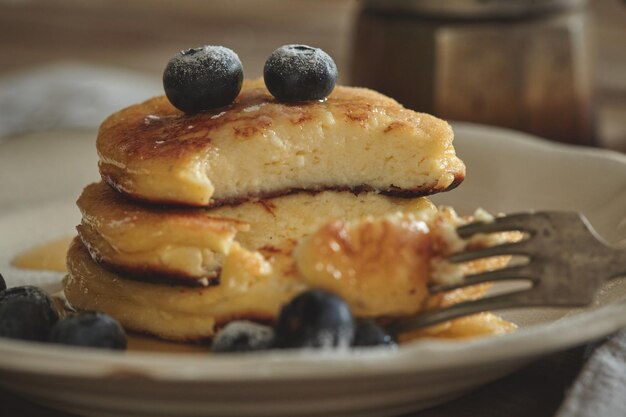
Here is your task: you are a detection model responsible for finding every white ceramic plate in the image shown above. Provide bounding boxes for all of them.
[0,123,625,417]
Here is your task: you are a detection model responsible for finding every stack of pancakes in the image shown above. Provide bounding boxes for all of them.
[65,79,510,342]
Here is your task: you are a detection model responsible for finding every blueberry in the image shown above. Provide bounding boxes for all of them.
[163,45,243,114]
[48,312,126,350]
[212,321,274,353]
[0,273,5,292]
[264,44,337,102]
[273,289,354,349]
[352,320,397,348]
[0,286,59,329]
[0,298,56,341]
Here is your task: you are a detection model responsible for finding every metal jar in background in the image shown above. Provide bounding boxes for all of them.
[351,0,594,146]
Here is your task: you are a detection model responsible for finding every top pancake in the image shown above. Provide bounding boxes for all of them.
[98,79,465,207]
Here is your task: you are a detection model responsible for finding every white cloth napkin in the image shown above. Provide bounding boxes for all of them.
[556,329,626,417]
[0,62,161,139]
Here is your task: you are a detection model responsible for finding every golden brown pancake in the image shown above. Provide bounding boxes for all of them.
[76,182,245,283]
[97,79,465,207]
[294,208,516,317]
[65,208,515,342]
[65,238,300,342]
[77,182,436,283]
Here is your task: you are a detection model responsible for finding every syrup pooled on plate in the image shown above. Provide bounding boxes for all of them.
[9,235,515,351]
[11,236,73,272]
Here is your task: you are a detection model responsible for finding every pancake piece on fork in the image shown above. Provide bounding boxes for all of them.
[66,204,516,342]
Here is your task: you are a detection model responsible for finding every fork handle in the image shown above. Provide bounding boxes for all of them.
[608,248,626,279]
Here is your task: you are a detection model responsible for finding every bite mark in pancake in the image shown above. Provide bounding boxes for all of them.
[98,79,465,207]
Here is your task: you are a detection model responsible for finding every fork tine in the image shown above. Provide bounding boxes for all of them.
[429,264,534,293]
[448,241,530,263]
[456,212,536,238]
[388,290,537,334]
[385,210,624,335]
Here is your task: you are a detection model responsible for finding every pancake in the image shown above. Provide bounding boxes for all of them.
[77,182,436,282]
[65,208,515,342]
[65,238,299,342]
[294,208,515,317]
[97,79,465,207]
[76,182,247,283]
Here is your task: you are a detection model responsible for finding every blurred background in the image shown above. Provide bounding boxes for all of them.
[0,0,624,150]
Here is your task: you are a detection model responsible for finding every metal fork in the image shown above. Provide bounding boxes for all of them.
[389,211,626,335]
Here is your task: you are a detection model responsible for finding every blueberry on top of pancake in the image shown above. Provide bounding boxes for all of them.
[163,46,244,114]
[263,44,337,102]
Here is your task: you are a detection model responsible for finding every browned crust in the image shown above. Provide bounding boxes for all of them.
[113,312,276,343]
[96,80,407,164]
[77,231,219,287]
[102,179,465,209]
[98,79,464,208]
[80,181,249,229]
[213,313,275,329]
[448,171,465,192]
[95,257,220,287]
[256,199,277,216]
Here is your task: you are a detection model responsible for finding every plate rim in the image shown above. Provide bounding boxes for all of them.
[0,299,625,382]
[1,122,625,383]
[451,121,626,166]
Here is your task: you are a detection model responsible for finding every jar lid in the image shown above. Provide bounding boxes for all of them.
[363,0,587,19]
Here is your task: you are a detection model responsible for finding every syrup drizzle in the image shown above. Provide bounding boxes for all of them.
[11,236,73,272]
